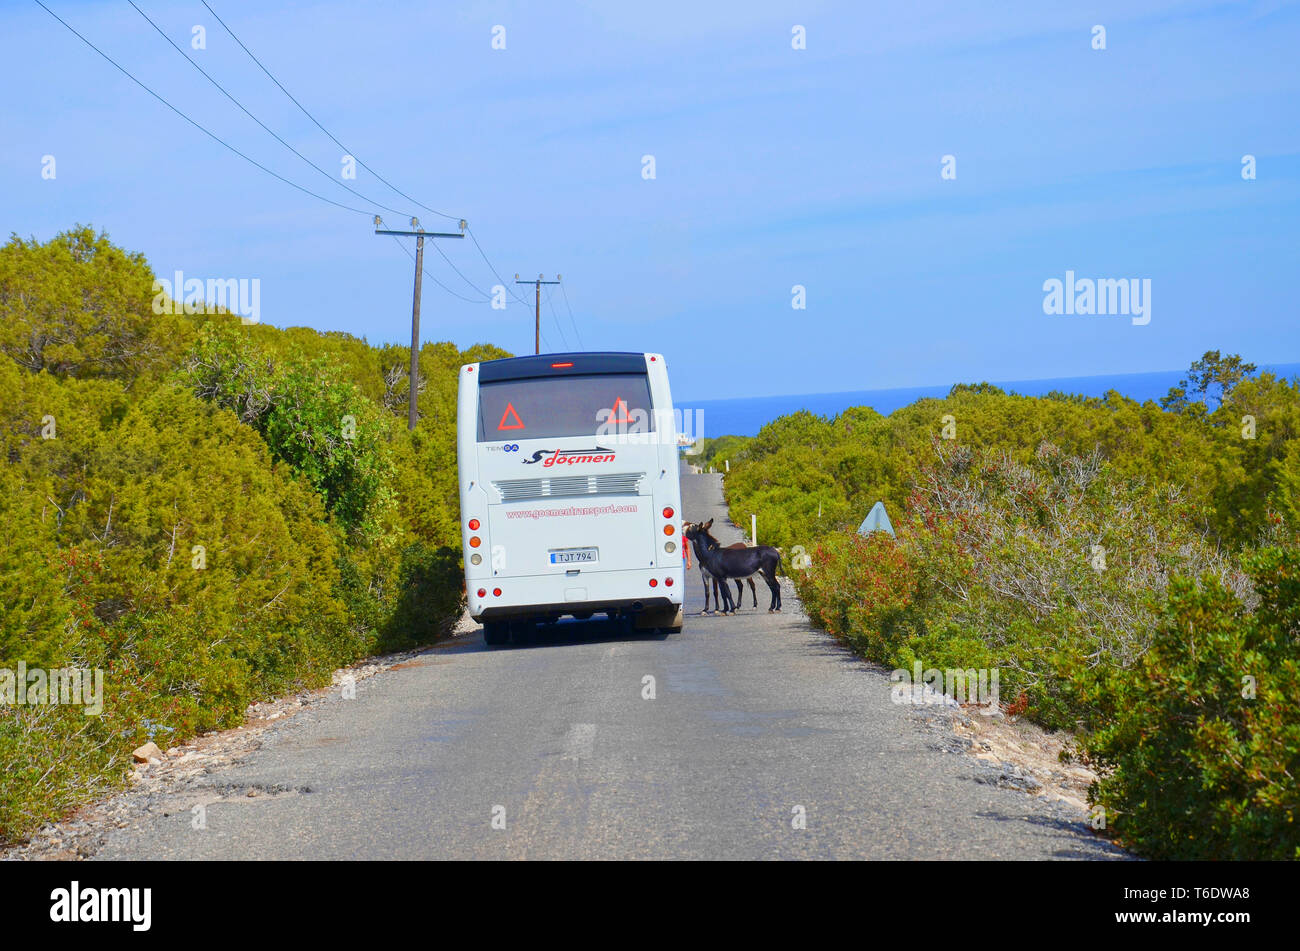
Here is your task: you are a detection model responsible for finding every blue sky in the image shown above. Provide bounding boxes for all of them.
[3,0,1298,401]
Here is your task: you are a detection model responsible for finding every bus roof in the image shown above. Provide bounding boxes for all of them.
[475,351,651,383]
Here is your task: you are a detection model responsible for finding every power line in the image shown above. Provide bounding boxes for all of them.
[391,238,488,304]
[544,285,570,350]
[558,280,585,349]
[197,1,530,308]
[127,0,414,218]
[428,237,496,301]
[33,0,373,217]
[43,0,491,309]
[42,0,573,329]
[147,0,497,310]
[199,0,462,223]
[467,226,532,306]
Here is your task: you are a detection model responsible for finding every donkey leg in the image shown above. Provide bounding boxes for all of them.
[734,580,744,610]
[714,576,731,614]
[748,577,758,608]
[722,580,736,615]
[763,567,781,612]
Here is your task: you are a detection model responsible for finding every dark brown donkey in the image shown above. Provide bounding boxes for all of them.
[684,519,782,614]
[685,521,758,613]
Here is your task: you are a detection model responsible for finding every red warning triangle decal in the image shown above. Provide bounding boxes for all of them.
[608,397,633,423]
[497,402,525,430]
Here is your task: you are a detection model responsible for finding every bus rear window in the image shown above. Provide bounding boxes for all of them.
[478,373,655,442]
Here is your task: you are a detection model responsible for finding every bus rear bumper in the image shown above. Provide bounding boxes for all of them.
[469,571,683,623]
[474,595,677,623]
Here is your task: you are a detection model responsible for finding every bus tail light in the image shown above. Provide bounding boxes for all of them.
[477,588,486,598]
[468,518,480,530]
[663,525,674,536]
[664,541,675,553]
[663,506,674,519]
[665,577,674,587]
[493,587,502,597]
[470,553,482,565]
[648,578,658,587]
[469,536,481,548]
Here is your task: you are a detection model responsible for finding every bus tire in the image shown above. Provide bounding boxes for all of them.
[483,621,509,647]
[508,618,535,645]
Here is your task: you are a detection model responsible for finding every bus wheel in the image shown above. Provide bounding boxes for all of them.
[483,621,509,647]
[508,619,535,645]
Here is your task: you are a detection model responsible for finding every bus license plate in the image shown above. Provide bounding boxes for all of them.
[550,548,598,565]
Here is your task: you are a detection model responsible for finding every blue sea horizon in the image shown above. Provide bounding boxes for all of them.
[680,363,1300,439]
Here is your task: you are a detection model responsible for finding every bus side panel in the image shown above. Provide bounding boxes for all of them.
[457,363,494,618]
[646,354,685,578]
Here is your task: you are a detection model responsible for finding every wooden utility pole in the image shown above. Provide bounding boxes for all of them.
[514,273,561,355]
[408,232,424,431]
[376,217,465,429]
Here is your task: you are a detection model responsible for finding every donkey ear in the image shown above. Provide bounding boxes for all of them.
[703,518,713,529]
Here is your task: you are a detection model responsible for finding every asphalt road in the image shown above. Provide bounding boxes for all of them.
[93,471,1122,860]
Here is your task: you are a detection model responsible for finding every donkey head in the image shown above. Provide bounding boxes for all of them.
[684,518,718,549]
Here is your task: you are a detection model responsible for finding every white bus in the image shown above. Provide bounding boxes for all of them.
[457,351,685,646]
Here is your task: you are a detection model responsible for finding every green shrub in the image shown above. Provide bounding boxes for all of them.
[795,530,917,661]
[722,356,1300,555]
[0,228,485,845]
[0,225,192,382]
[381,543,466,652]
[1078,548,1300,859]
[797,441,1244,729]
[784,435,1298,858]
